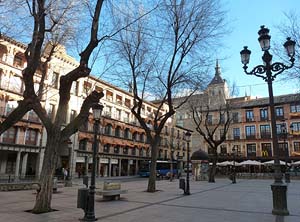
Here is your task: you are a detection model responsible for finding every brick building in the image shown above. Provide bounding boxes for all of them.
[175,61,300,162]
[0,35,188,180]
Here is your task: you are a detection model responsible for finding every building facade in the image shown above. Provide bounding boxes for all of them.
[175,61,300,162]
[0,35,188,180]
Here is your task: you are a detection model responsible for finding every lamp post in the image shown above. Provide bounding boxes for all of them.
[231,145,238,184]
[65,140,73,187]
[184,131,191,195]
[281,122,290,183]
[84,103,103,221]
[240,25,296,216]
[170,144,175,182]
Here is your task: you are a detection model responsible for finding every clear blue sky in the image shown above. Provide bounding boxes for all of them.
[217,0,299,98]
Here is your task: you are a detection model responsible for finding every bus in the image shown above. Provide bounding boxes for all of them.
[138,160,178,177]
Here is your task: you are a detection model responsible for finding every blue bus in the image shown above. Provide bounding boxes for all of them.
[139,160,178,177]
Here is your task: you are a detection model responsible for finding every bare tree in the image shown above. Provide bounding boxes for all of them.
[110,0,227,192]
[0,0,106,213]
[274,11,300,89]
[191,104,232,183]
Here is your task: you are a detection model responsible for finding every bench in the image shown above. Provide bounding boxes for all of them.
[31,178,64,194]
[96,181,127,200]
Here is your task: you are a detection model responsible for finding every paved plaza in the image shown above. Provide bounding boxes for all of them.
[0,178,299,222]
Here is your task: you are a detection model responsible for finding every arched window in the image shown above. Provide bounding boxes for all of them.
[105,124,112,135]
[140,133,145,142]
[124,128,131,139]
[115,126,121,137]
[139,148,144,156]
[132,132,138,141]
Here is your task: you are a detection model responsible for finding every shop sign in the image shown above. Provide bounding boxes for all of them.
[111,159,118,164]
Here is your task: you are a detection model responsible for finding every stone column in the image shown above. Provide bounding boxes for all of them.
[108,158,112,177]
[14,151,21,181]
[127,159,130,176]
[135,160,139,175]
[118,159,122,176]
[20,153,28,179]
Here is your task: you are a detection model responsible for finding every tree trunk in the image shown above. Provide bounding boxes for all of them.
[208,156,217,183]
[147,142,158,192]
[32,133,60,213]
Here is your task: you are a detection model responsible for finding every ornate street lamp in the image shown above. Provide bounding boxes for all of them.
[84,103,103,221]
[240,25,296,216]
[170,142,175,182]
[184,131,191,195]
[281,123,290,183]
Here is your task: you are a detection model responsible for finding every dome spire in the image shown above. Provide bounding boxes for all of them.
[215,59,221,76]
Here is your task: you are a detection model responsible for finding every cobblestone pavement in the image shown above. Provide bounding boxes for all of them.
[0,178,299,222]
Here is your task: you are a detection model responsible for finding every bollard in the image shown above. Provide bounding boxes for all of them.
[53,177,58,193]
[179,178,185,190]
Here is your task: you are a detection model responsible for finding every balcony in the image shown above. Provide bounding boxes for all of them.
[260,133,271,139]
[246,134,256,139]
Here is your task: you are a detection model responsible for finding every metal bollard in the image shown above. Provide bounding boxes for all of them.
[77,188,89,210]
[179,178,185,190]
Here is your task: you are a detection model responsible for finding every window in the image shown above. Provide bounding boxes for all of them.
[220,145,227,156]
[260,125,271,138]
[132,132,138,141]
[51,72,59,89]
[246,110,254,122]
[114,146,120,154]
[290,103,300,113]
[115,126,121,137]
[208,147,214,155]
[103,144,110,153]
[290,122,300,132]
[47,104,55,120]
[233,128,240,139]
[79,139,87,150]
[245,125,256,139]
[124,128,130,139]
[28,110,39,122]
[164,126,168,135]
[104,124,112,135]
[294,142,300,152]
[278,142,288,157]
[246,144,256,157]
[207,115,212,125]
[140,148,144,156]
[2,127,17,143]
[14,54,23,67]
[25,129,38,145]
[83,81,92,93]
[220,113,225,124]
[140,134,145,142]
[70,110,76,122]
[123,147,128,154]
[71,81,79,95]
[132,147,137,156]
[115,109,121,120]
[232,112,239,123]
[261,143,272,157]
[8,75,22,93]
[275,107,284,119]
[260,108,268,121]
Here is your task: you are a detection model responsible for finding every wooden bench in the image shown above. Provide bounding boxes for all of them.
[96,181,127,200]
